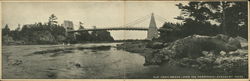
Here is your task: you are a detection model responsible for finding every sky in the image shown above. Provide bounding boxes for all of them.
[2,1,188,40]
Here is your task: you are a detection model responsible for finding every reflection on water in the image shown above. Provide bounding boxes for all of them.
[2,43,202,79]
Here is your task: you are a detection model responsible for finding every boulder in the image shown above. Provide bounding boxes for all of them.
[158,34,243,59]
[234,36,248,48]
[146,41,164,49]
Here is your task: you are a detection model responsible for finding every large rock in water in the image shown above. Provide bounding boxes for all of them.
[158,34,242,59]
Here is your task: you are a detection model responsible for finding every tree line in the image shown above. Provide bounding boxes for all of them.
[2,14,114,45]
[158,1,248,42]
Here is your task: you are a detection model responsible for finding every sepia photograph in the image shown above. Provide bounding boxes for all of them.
[1,1,248,79]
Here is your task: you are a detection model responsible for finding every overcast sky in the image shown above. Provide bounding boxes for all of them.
[2,1,188,40]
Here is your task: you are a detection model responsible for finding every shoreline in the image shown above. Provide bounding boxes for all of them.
[116,34,248,77]
[2,35,248,78]
[2,40,149,46]
[116,41,165,65]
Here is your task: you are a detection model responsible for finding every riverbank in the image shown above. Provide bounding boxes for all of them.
[2,41,118,46]
[2,39,147,46]
[117,41,167,65]
[117,34,248,77]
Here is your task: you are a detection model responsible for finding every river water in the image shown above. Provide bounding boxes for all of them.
[2,43,202,79]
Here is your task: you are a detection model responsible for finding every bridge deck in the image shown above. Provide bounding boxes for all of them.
[68,27,149,32]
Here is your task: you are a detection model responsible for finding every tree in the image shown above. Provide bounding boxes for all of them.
[15,24,21,31]
[48,14,58,25]
[175,2,220,37]
[175,1,247,38]
[158,22,184,42]
[176,2,212,23]
[2,24,10,36]
[205,1,248,37]
[234,2,248,39]
[10,25,22,40]
[203,2,234,35]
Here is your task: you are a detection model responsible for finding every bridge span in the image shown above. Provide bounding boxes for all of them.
[67,27,149,32]
[64,13,166,40]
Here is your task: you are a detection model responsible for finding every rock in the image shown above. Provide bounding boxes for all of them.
[202,51,209,55]
[213,34,230,42]
[146,42,164,49]
[47,72,57,78]
[235,36,247,43]
[144,52,165,65]
[234,36,248,48]
[142,34,245,67]
[220,51,226,56]
[191,65,199,68]
[75,63,81,68]
[163,43,170,47]
[228,37,241,48]
[9,59,22,66]
[159,34,242,58]
[163,56,169,61]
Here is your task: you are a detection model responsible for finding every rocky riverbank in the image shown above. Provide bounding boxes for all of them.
[117,34,248,77]
[117,41,166,65]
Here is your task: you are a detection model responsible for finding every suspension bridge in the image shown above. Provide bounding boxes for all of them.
[64,13,169,40]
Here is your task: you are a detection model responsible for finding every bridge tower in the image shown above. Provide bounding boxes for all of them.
[147,13,158,40]
[63,20,76,42]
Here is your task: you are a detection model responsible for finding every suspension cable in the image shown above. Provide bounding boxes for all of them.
[120,14,151,27]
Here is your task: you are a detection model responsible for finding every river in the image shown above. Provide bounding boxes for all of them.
[2,43,202,79]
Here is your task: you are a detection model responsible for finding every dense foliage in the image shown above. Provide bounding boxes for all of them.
[75,25,114,42]
[75,31,114,42]
[159,1,248,42]
[2,23,67,44]
[2,14,114,45]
